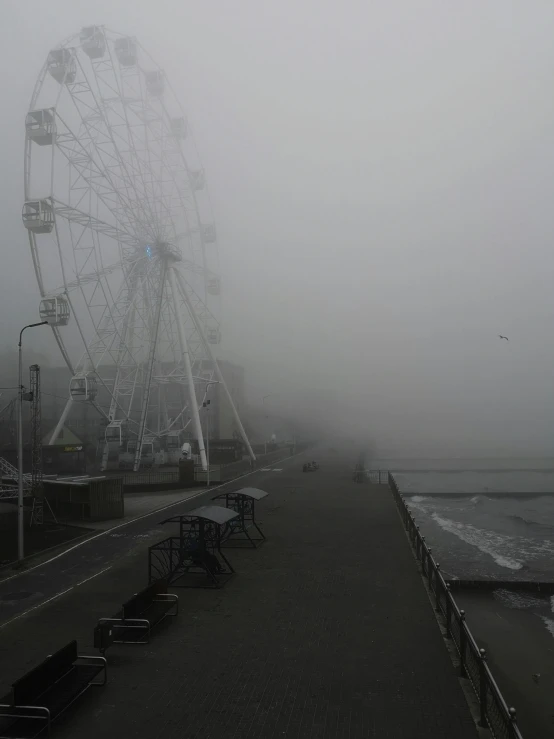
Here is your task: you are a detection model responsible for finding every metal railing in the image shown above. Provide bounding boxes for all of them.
[388,472,523,739]
[123,470,179,486]
[365,469,389,484]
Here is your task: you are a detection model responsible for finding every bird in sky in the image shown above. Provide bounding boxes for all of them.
[498,335,509,341]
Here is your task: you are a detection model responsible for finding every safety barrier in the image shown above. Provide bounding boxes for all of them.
[388,472,523,739]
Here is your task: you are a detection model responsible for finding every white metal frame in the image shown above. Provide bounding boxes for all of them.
[24,27,245,471]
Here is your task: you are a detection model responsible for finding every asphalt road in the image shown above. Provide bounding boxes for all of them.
[0,458,294,628]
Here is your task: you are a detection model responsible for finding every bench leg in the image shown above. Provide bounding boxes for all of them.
[94,659,108,686]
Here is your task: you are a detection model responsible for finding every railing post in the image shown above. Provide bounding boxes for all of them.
[416,527,421,559]
[445,583,452,638]
[427,547,433,581]
[421,537,426,573]
[478,648,488,728]
[508,707,518,737]
[434,564,441,612]
[459,610,467,677]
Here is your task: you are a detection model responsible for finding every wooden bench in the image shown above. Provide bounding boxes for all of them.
[93,579,178,653]
[0,640,106,738]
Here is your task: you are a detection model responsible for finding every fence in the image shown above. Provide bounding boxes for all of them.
[123,470,179,486]
[365,469,389,484]
[387,472,523,739]
[122,445,307,489]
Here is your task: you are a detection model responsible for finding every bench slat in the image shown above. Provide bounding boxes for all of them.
[122,579,168,620]
[11,641,78,706]
[0,663,104,739]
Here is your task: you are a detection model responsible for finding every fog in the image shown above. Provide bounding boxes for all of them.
[2,1,554,457]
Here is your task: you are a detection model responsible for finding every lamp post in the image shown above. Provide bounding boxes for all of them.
[17,321,48,561]
[204,381,219,486]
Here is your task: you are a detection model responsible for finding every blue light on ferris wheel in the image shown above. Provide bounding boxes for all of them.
[146,245,153,259]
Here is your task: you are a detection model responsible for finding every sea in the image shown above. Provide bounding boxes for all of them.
[369,457,554,632]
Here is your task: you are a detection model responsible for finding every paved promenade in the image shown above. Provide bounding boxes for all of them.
[0,453,477,738]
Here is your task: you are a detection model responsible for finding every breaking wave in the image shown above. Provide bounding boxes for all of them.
[540,616,554,639]
[431,513,523,570]
[506,514,554,532]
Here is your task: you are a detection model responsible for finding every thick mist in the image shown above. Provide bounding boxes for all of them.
[1,1,554,457]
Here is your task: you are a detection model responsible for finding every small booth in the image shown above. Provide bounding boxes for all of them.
[69,373,97,401]
[26,109,56,146]
[201,224,217,243]
[80,26,106,59]
[190,169,205,191]
[207,327,221,345]
[145,70,165,97]
[47,48,76,84]
[114,37,137,66]
[207,277,221,295]
[170,117,187,139]
[43,474,123,521]
[39,295,70,326]
[22,200,54,233]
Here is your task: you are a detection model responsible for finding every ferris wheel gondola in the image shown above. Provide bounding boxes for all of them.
[23,26,254,471]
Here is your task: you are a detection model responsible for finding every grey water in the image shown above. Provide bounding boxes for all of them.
[371,457,554,580]
[370,457,554,633]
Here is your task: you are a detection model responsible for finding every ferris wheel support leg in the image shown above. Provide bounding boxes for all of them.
[132,263,167,473]
[48,397,73,445]
[174,269,256,463]
[168,267,207,471]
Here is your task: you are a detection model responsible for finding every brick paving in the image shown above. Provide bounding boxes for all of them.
[0,456,477,738]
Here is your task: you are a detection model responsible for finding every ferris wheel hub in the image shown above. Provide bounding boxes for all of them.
[150,241,182,262]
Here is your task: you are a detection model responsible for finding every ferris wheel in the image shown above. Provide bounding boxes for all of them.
[23,26,254,471]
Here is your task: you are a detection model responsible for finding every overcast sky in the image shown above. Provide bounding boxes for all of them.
[2,1,554,456]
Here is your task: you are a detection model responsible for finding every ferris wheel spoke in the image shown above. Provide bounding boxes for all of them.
[52,198,139,248]
[95,33,168,233]
[82,257,153,370]
[53,115,152,241]
[66,53,160,236]
[175,271,219,324]
[46,261,123,302]
[59,99,152,240]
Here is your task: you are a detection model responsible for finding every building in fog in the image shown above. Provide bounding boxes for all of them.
[0,358,247,454]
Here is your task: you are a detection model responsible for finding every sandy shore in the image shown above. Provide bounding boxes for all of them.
[456,590,554,738]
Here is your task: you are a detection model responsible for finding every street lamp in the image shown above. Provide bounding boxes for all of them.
[203,380,219,487]
[17,321,48,562]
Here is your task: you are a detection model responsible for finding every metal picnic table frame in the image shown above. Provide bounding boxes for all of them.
[149,505,239,588]
[212,486,268,548]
